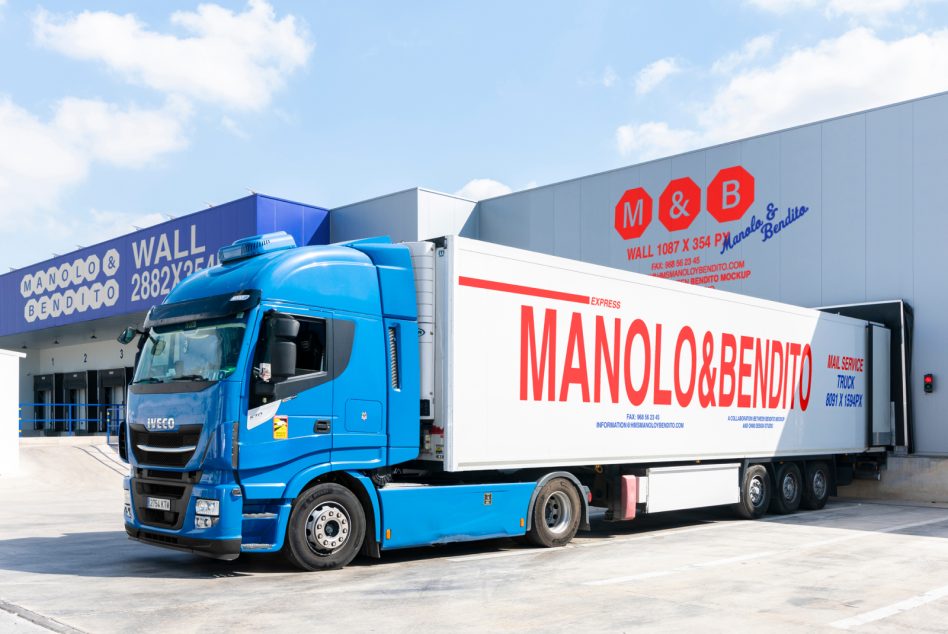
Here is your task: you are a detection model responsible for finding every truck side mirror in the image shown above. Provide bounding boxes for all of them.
[268,316,299,379]
[117,327,138,345]
[271,341,297,379]
[271,316,300,340]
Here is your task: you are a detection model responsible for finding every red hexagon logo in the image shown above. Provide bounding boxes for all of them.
[707,165,754,223]
[614,187,653,240]
[658,177,701,232]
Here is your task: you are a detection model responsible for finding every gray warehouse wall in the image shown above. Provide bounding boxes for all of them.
[472,92,948,454]
[331,188,475,244]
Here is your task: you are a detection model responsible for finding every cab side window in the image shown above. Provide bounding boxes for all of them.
[251,312,330,407]
[294,318,327,375]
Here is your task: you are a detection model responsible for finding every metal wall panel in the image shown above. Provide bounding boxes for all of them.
[739,133,782,301]
[778,125,823,307]
[417,190,476,241]
[910,95,948,453]
[330,189,420,244]
[821,114,867,306]
[867,103,913,302]
[474,94,948,453]
[553,180,583,262]
[582,170,627,269]
[704,142,745,293]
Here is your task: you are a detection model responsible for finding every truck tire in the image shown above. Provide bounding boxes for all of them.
[526,477,581,548]
[801,461,831,510]
[283,483,366,571]
[733,464,770,520]
[769,462,803,514]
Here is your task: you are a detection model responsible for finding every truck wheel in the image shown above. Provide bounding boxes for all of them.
[526,478,581,548]
[769,463,803,514]
[733,464,770,519]
[284,483,366,571]
[801,461,831,510]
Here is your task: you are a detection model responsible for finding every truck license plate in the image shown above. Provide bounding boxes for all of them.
[147,497,171,511]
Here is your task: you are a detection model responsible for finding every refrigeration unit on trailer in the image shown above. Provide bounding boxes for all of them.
[118,232,893,570]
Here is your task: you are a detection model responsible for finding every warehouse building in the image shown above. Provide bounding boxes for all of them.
[0,92,944,460]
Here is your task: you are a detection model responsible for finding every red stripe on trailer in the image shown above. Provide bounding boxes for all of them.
[619,475,637,520]
[458,276,590,305]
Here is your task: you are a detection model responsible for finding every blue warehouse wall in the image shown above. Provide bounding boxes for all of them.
[0,194,328,338]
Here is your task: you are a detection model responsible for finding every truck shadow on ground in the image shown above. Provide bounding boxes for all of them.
[1,500,944,579]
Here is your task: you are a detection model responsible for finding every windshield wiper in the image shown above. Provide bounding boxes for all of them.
[171,374,210,381]
[133,377,166,384]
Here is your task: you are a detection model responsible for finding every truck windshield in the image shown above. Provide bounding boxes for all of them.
[133,317,246,384]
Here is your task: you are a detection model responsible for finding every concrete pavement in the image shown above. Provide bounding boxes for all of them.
[2,441,948,632]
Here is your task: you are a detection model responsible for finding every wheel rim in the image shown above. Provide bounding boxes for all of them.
[812,469,827,499]
[544,490,573,535]
[782,472,798,501]
[305,502,351,555]
[749,475,765,507]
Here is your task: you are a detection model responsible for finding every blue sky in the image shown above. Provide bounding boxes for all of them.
[1,0,947,269]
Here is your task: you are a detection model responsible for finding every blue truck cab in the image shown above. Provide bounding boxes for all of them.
[120,232,589,570]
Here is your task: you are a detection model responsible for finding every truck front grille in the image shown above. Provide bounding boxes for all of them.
[129,424,203,467]
[131,469,201,530]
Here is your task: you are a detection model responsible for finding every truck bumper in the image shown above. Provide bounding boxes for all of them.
[125,469,244,560]
[125,524,242,561]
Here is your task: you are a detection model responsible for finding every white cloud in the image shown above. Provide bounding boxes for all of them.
[602,66,618,88]
[826,0,915,17]
[616,122,701,159]
[7,209,168,269]
[221,115,250,139]
[635,57,681,95]
[616,27,948,160]
[0,96,190,228]
[54,96,191,168]
[711,34,776,74]
[455,178,513,200]
[49,209,166,250]
[33,0,313,111]
[80,209,166,245]
[0,98,87,219]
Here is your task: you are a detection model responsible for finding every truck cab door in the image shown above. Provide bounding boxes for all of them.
[239,310,334,496]
[330,314,387,468]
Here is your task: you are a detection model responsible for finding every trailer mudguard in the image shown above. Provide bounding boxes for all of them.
[525,471,591,532]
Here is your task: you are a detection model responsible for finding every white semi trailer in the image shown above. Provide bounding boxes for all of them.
[414,237,890,521]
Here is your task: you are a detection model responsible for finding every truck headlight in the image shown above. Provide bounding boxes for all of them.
[195,499,220,516]
[124,489,132,506]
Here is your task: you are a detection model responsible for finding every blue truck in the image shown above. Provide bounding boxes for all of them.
[119,232,890,570]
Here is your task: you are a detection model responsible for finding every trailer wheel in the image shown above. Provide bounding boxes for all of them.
[526,478,581,548]
[769,463,803,514]
[801,461,831,510]
[733,464,770,520]
[283,483,366,571]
